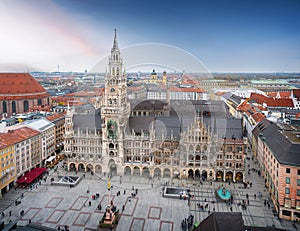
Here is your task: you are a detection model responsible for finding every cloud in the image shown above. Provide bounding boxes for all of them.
[0,0,109,72]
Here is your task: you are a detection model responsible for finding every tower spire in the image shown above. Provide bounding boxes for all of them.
[112,29,118,52]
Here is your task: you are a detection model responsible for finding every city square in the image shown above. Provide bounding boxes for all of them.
[0,1,300,230]
[0,156,299,230]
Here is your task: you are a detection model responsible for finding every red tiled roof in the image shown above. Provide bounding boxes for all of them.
[128,86,144,91]
[51,96,75,106]
[293,89,300,100]
[181,76,201,85]
[0,73,47,96]
[28,105,52,113]
[169,87,205,93]
[215,91,227,96]
[267,92,277,98]
[267,91,291,99]
[252,112,265,123]
[256,105,268,111]
[250,93,294,107]
[279,91,291,98]
[237,101,251,112]
[0,127,40,146]
[0,141,9,149]
[46,113,64,122]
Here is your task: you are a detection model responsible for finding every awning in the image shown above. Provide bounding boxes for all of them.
[16,167,47,184]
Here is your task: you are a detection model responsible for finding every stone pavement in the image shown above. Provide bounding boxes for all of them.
[0,157,299,231]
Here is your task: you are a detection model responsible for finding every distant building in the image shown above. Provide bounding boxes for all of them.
[250,79,290,92]
[0,73,50,116]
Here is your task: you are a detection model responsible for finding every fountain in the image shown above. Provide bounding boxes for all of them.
[216,187,231,201]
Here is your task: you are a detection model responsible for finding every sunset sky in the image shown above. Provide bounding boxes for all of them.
[0,0,299,73]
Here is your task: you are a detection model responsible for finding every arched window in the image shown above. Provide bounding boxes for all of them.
[23,100,29,112]
[37,98,42,105]
[12,101,16,114]
[2,101,7,113]
[109,143,114,149]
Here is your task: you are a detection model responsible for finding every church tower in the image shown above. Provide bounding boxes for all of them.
[63,103,74,160]
[101,29,130,175]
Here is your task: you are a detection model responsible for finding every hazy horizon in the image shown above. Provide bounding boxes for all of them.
[0,0,299,73]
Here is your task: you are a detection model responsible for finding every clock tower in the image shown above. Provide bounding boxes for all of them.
[101,29,130,175]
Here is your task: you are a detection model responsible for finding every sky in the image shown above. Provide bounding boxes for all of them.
[0,0,299,73]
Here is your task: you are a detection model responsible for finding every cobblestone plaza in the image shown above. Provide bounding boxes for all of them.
[0,157,299,230]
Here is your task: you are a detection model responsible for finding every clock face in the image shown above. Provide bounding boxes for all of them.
[110,88,115,92]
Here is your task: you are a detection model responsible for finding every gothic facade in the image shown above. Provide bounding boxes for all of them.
[63,30,246,182]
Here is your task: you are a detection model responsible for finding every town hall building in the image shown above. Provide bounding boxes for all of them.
[63,30,246,182]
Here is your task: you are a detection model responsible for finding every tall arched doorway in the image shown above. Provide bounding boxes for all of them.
[188,169,194,179]
[216,171,223,182]
[69,163,76,171]
[108,159,117,176]
[124,166,131,176]
[133,166,140,176]
[142,167,150,177]
[225,171,233,182]
[235,172,243,182]
[202,170,207,181]
[78,163,85,172]
[95,165,102,174]
[86,164,93,173]
[154,168,161,177]
[195,169,200,179]
[163,168,171,178]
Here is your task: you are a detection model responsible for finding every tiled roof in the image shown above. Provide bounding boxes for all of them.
[28,105,52,113]
[252,118,272,139]
[237,101,251,111]
[181,76,201,85]
[252,112,265,123]
[0,73,48,98]
[169,87,205,93]
[215,91,227,96]
[293,89,300,100]
[267,92,277,98]
[267,91,291,99]
[128,86,145,91]
[0,127,40,146]
[73,107,102,131]
[260,123,300,166]
[46,113,64,122]
[250,93,294,107]
[51,96,76,106]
